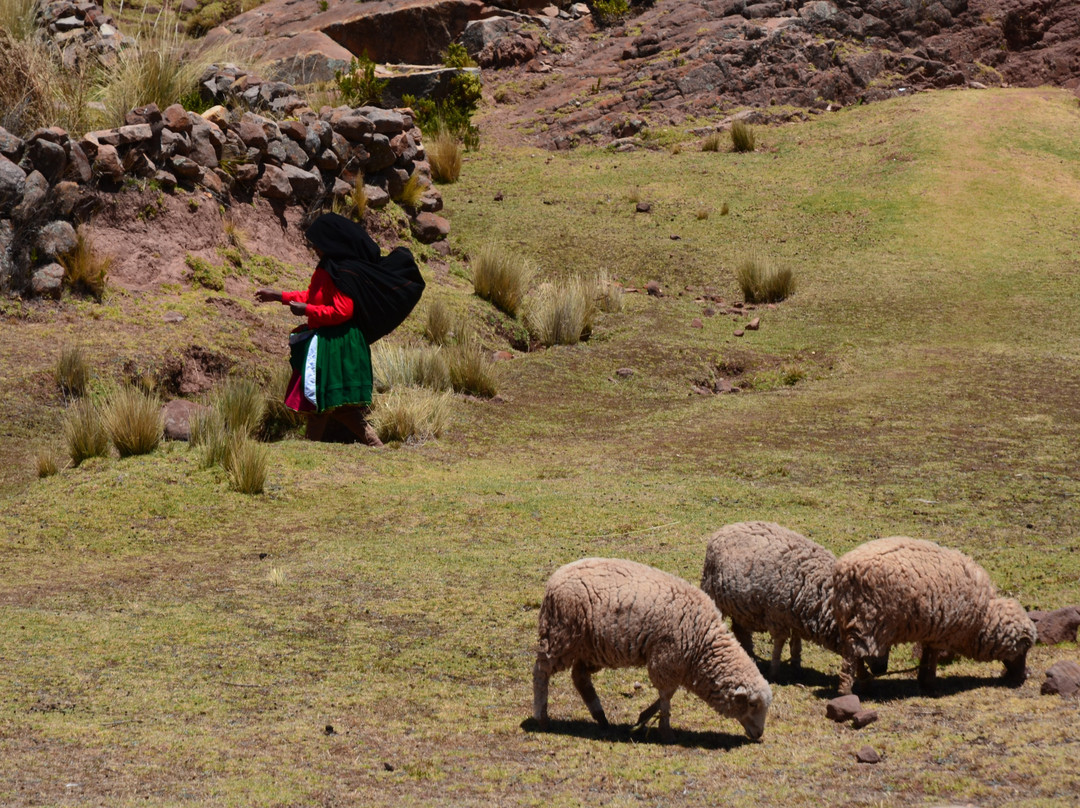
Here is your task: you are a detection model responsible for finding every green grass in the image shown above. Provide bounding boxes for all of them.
[1,88,1079,806]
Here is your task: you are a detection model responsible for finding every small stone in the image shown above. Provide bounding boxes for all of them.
[852,710,878,729]
[635,201,650,213]
[733,329,745,337]
[1041,660,1080,697]
[494,191,503,201]
[826,694,861,722]
[324,724,335,735]
[161,399,207,441]
[30,263,65,298]
[615,368,634,378]
[746,316,760,330]
[36,220,77,260]
[492,351,514,361]
[646,280,662,297]
[1029,606,1080,645]
[855,745,880,764]
[382,762,395,772]
[163,311,185,323]
[409,212,450,244]
[691,318,703,328]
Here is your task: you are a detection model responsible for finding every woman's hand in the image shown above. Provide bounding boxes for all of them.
[255,288,282,303]
[289,300,308,317]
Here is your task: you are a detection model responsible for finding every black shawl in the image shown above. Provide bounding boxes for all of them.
[304,212,425,344]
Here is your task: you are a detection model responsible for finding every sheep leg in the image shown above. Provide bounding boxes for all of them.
[917,646,939,692]
[653,688,677,743]
[636,698,661,726]
[571,660,608,727]
[838,655,856,695]
[730,620,755,658]
[867,646,890,677]
[532,659,551,729]
[769,633,787,680]
[789,635,802,670]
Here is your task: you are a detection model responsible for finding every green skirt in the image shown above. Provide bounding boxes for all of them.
[289,322,373,413]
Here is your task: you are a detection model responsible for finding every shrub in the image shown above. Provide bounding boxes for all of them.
[63,398,110,466]
[226,435,268,495]
[593,0,630,26]
[424,298,454,345]
[734,253,795,304]
[35,447,62,478]
[446,334,497,397]
[222,214,248,255]
[0,33,96,136]
[54,345,90,398]
[211,376,266,437]
[184,0,240,37]
[335,55,387,107]
[59,226,111,300]
[101,385,163,457]
[442,42,477,69]
[702,131,723,152]
[731,120,755,153]
[404,68,482,146]
[185,254,226,290]
[427,129,463,184]
[525,276,598,347]
[471,242,531,317]
[370,388,453,443]
[395,172,424,211]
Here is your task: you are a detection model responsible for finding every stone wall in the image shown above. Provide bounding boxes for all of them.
[0,78,450,297]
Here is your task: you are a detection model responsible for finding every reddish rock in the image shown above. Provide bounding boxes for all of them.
[279,119,307,142]
[1041,660,1080,697]
[855,746,880,764]
[852,710,878,729]
[733,329,745,337]
[1028,607,1080,645]
[118,123,152,144]
[162,399,208,441]
[492,350,514,361]
[746,317,761,330]
[635,201,651,213]
[93,144,124,182]
[826,694,861,722]
[256,164,293,199]
[162,104,192,132]
[409,212,450,243]
[691,318,703,328]
[645,280,662,297]
[615,367,634,378]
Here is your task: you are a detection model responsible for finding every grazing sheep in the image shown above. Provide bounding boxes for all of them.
[533,557,772,742]
[832,536,1037,695]
[700,521,854,680]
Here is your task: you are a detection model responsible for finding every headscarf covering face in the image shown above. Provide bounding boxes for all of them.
[304,212,381,267]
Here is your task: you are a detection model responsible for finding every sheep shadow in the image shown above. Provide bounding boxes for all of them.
[519,717,754,750]
[812,672,1012,703]
[758,661,836,690]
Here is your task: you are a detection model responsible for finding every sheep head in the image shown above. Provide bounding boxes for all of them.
[980,597,1037,684]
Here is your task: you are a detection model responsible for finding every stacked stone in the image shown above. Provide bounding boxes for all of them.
[38,0,132,68]
[0,101,449,297]
[198,64,311,119]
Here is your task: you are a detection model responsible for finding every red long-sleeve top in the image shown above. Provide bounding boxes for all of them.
[281,267,354,328]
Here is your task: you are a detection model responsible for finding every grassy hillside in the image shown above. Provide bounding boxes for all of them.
[0,87,1078,806]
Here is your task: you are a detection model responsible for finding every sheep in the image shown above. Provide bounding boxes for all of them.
[700,520,877,680]
[532,557,772,742]
[832,536,1037,695]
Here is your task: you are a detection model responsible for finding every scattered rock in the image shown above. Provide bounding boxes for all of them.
[161,399,208,441]
[1028,606,1080,645]
[746,317,761,330]
[856,745,881,764]
[492,350,514,361]
[645,280,662,297]
[635,201,651,213]
[691,318,703,328]
[852,710,878,729]
[615,367,634,378]
[36,220,78,260]
[1041,660,1080,697]
[30,263,65,298]
[162,311,185,323]
[826,694,861,722]
[409,212,450,244]
[734,329,745,337]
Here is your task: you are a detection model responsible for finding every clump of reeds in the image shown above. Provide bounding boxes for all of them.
[702,131,723,152]
[471,242,531,317]
[734,253,795,304]
[369,388,453,443]
[58,226,111,300]
[445,333,497,397]
[427,129,463,184]
[35,447,62,478]
[226,435,268,495]
[101,385,163,457]
[63,398,110,466]
[731,120,755,153]
[54,345,90,398]
[525,276,598,347]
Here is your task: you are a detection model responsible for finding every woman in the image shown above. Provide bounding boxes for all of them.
[256,213,385,447]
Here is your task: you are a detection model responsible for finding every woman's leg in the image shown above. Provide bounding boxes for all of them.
[305,412,330,441]
[330,406,383,447]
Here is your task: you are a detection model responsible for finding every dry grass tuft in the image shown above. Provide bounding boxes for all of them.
[54,345,90,398]
[525,276,598,347]
[721,201,730,216]
[190,407,230,469]
[596,272,624,314]
[731,120,756,153]
[370,388,453,443]
[267,567,286,585]
[696,206,710,220]
[471,242,531,317]
[101,385,163,457]
[35,447,62,478]
[423,298,455,345]
[211,376,266,438]
[260,365,303,440]
[59,226,111,300]
[334,180,368,222]
[0,31,97,135]
[395,172,425,211]
[428,129,463,184]
[372,342,451,392]
[445,334,498,397]
[226,435,268,495]
[735,253,795,303]
[63,398,110,466]
[701,131,723,152]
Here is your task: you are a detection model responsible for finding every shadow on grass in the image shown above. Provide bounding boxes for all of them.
[812,671,1013,703]
[519,717,755,750]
